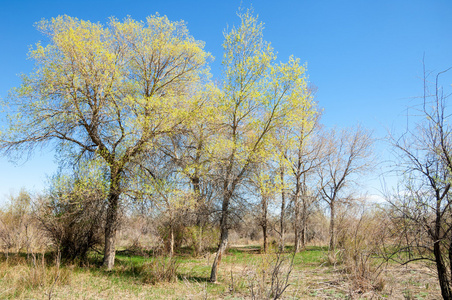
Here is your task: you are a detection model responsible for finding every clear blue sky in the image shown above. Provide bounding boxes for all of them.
[0,0,451,203]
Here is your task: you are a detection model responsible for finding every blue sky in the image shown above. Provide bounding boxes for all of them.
[0,0,451,203]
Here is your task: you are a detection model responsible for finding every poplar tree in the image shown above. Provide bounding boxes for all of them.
[209,9,314,282]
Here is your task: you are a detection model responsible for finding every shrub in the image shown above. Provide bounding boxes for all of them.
[36,171,108,262]
[0,189,46,257]
[335,203,386,293]
[185,225,219,255]
[247,251,294,299]
[136,256,180,284]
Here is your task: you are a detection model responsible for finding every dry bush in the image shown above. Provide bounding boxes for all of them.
[136,256,180,285]
[153,207,219,256]
[117,214,161,254]
[0,189,47,257]
[247,251,294,299]
[118,202,219,256]
[36,174,107,262]
[304,209,329,246]
[334,202,386,293]
[157,216,187,254]
[233,212,263,242]
[0,252,72,298]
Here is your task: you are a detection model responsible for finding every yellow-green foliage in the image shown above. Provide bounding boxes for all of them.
[4,14,211,163]
[207,9,316,174]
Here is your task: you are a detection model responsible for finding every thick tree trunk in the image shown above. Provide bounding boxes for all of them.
[196,226,203,256]
[210,193,230,283]
[295,175,308,253]
[210,226,228,283]
[434,240,452,299]
[434,199,452,300]
[329,201,335,251]
[262,223,268,254]
[103,170,121,270]
[103,194,119,270]
[449,238,452,290]
[192,176,202,224]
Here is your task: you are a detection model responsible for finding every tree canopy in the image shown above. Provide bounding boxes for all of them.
[1,14,211,269]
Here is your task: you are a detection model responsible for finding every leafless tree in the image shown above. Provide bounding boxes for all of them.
[318,126,373,251]
[287,123,325,252]
[386,65,452,299]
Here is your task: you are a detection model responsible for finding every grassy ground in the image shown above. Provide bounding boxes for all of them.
[0,245,442,299]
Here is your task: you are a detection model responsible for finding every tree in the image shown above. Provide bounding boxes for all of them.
[156,86,220,255]
[0,15,211,269]
[289,128,324,252]
[208,9,314,282]
[318,126,373,251]
[250,162,280,254]
[274,85,322,252]
[386,66,452,299]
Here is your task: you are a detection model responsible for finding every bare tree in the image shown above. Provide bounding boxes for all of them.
[287,119,324,252]
[318,126,373,251]
[386,66,452,299]
[278,156,288,251]
[0,189,36,257]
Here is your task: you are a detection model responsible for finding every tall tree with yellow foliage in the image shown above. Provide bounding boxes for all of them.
[208,9,315,282]
[0,15,211,269]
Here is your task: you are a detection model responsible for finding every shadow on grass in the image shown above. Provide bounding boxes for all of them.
[227,244,328,255]
[177,274,211,283]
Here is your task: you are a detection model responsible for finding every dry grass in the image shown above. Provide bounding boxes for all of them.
[0,245,443,299]
[0,254,71,299]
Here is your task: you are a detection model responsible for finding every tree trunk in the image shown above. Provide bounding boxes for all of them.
[434,196,452,300]
[262,196,268,253]
[103,197,119,270]
[210,193,230,283]
[196,226,203,257]
[103,169,121,270]
[192,176,204,256]
[434,239,452,299]
[280,167,286,252]
[329,201,335,251]
[169,225,174,257]
[449,238,452,290]
[192,176,202,224]
[294,189,301,253]
[301,196,307,249]
[210,227,228,283]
